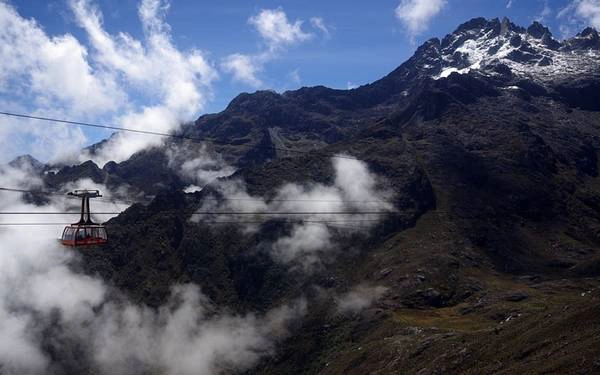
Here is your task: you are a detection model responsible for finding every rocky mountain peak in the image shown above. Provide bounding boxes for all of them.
[8,154,45,172]
[226,90,284,113]
[579,26,599,38]
[527,21,552,39]
[564,26,600,50]
[415,17,600,83]
[500,16,526,35]
[411,37,441,68]
[453,17,490,34]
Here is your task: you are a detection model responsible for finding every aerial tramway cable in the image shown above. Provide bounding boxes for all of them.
[0,111,359,160]
[0,186,389,205]
[0,185,398,234]
[0,219,385,225]
[0,108,394,235]
[0,211,396,215]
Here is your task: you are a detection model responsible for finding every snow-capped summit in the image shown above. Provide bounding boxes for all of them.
[411,17,600,83]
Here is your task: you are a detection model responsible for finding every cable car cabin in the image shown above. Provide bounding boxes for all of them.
[61,225,107,246]
[60,189,108,247]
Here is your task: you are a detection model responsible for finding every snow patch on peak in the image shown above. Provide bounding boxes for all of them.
[429,19,600,82]
[436,66,470,79]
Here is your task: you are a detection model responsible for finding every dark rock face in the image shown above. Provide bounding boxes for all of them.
[556,80,600,111]
[502,290,529,302]
[46,160,106,186]
[527,21,551,39]
[564,27,600,50]
[38,148,186,196]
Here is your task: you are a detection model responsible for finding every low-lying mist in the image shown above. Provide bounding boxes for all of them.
[166,144,237,192]
[195,156,395,272]
[0,163,306,374]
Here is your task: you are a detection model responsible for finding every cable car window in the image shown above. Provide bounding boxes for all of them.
[76,229,85,240]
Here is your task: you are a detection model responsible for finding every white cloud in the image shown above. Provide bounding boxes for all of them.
[288,69,301,85]
[248,8,312,50]
[138,0,171,34]
[0,109,90,164]
[395,0,447,40]
[222,8,326,88]
[90,286,306,375]
[221,53,265,88]
[0,0,219,166]
[558,0,600,36]
[196,156,394,272]
[536,0,552,22]
[0,2,122,115]
[335,284,388,314]
[574,0,600,28]
[310,17,331,39]
[0,2,125,163]
[166,143,236,189]
[70,0,218,165]
[0,164,306,374]
[272,224,333,271]
[0,305,49,374]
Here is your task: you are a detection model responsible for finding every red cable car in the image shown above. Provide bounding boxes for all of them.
[61,190,108,246]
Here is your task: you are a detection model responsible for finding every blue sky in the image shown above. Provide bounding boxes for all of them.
[0,0,598,163]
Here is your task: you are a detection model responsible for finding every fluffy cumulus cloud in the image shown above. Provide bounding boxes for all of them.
[395,0,447,40]
[0,0,218,165]
[71,0,218,165]
[221,53,265,88]
[248,8,312,50]
[558,0,600,34]
[575,0,600,28]
[1,2,329,163]
[0,164,306,374]
[0,110,89,164]
[0,2,122,163]
[221,8,326,88]
[271,224,334,269]
[0,2,122,115]
[195,156,394,272]
[89,287,306,375]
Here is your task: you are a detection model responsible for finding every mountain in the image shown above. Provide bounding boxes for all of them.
[8,154,45,172]
[40,18,600,195]
[425,18,600,83]
[20,18,600,373]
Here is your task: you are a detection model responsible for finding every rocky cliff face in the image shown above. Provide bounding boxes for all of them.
[426,18,600,82]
